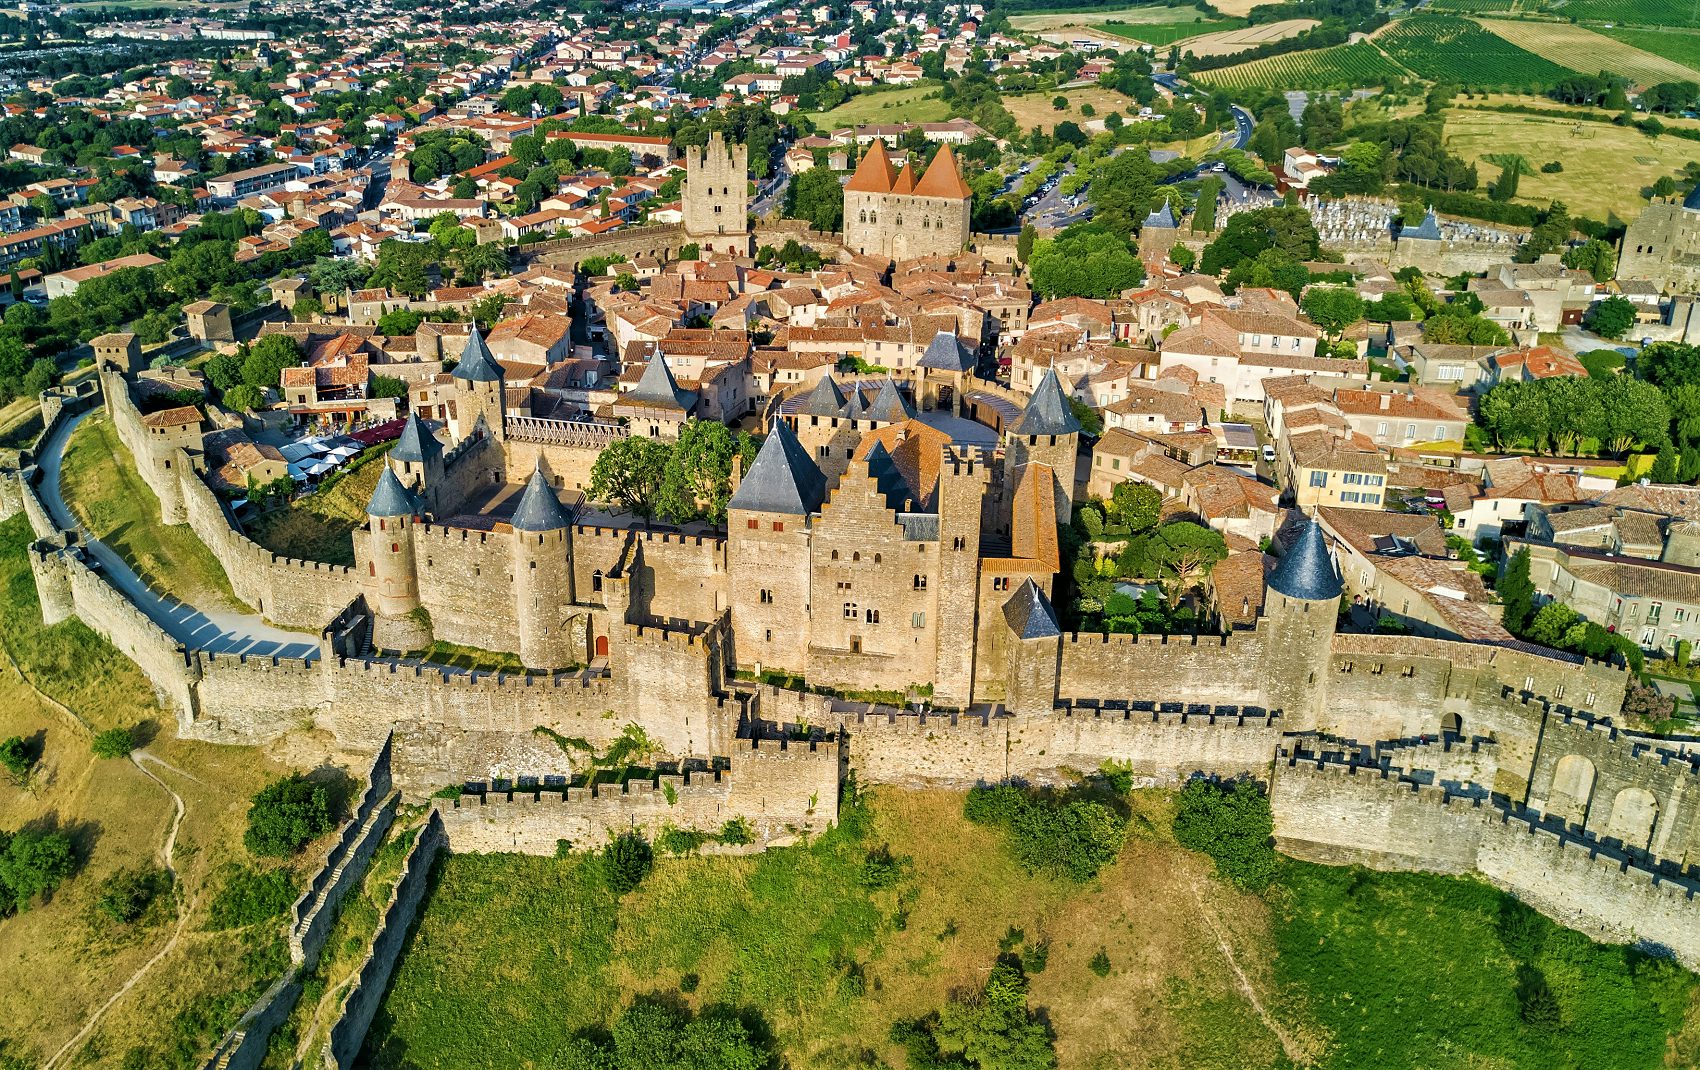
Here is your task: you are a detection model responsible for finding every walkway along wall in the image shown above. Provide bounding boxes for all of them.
[321,811,446,1070]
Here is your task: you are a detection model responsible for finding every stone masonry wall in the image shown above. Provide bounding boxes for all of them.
[321,811,446,1070]
[433,738,839,855]
[1057,628,1273,709]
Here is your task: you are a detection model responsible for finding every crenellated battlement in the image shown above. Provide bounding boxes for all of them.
[571,523,727,551]
[1063,630,1240,650]
[198,650,319,675]
[436,766,726,810]
[333,656,616,693]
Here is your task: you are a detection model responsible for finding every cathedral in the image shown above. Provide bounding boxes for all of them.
[842,140,973,262]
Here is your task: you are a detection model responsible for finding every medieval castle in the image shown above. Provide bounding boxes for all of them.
[1,141,1697,979]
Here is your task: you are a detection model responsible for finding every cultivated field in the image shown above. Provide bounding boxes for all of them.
[1443,107,1700,220]
[1005,86,1144,134]
[1099,16,1244,47]
[1174,18,1318,58]
[1008,4,1217,30]
[1599,25,1700,73]
[1377,15,1575,88]
[1560,0,1700,29]
[1192,42,1410,91]
[1478,18,1700,85]
[801,84,951,131]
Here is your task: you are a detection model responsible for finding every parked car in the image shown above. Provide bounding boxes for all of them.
[1261,444,1277,463]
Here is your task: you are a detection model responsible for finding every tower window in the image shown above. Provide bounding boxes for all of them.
[592,570,603,593]
[760,589,773,604]
[913,575,927,590]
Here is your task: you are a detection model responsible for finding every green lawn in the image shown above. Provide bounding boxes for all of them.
[362,787,1699,1070]
[801,83,952,130]
[59,410,248,612]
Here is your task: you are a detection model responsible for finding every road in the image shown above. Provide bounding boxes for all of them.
[37,408,320,661]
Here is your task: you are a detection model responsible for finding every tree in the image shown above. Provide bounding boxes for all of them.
[290,228,332,260]
[0,737,32,784]
[1029,224,1144,299]
[242,334,302,389]
[1107,481,1160,533]
[932,959,1056,1070]
[1088,151,1160,238]
[787,165,844,232]
[224,384,266,412]
[90,727,133,759]
[457,242,509,285]
[1638,342,1700,390]
[589,436,671,522]
[1300,286,1365,339]
[244,774,333,857]
[0,828,76,914]
[1561,238,1615,280]
[376,308,426,336]
[1172,777,1276,891]
[1500,547,1535,633]
[1052,95,1067,110]
[1016,223,1036,265]
[656,421,757,526]
[1199,205,1319,276]
[601,831,653,895]
[371,375,407,400]
[1422,314,1509,346]
[1588,296,1635,341]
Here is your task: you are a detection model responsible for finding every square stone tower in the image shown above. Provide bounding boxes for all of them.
[683,131,751,257]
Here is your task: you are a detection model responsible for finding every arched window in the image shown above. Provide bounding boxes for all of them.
[859,210,867,223]
[869,211,877,224]
[852,552,861,562]
[896,214,903,225]
[831,549,840,560]
[591,570,603,593]
[874,553,881,564]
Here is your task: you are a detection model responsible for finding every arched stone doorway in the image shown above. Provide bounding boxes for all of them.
[1607,787,1659,851]
[1548,754,1596,825]
[1440,712,1463,738]
[594,634,609,659]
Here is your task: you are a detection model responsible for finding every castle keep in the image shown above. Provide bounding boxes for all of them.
[682,130,751,258]
[842,140,973,263]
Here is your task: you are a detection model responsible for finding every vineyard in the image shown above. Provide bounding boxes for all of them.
[1377,15,1576,88]
[1100,17,1244,46]
[1479,19,1700,85]
[1557,0,1700,29]
[1601,26,1700,72]
[1190,42,1408,90]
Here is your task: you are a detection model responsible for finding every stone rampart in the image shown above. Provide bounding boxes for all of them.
[289,737,397,968]
[839,704,1280,788]
[433,737,838,855]
[1270,753,1700,968]
[189,650,324,742]
[197,974,302,1070]
[1056,628,1272,710]
[321,812,445,1069]
[531,222,686,271]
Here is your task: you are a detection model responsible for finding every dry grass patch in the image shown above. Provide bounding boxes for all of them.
[1176,18,1317,57]
[1006,87,1144,134]
[1477,18,1700,85]
[59,411,246,613]
[801,84,952,131]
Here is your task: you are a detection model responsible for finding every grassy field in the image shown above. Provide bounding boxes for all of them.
[801,84,951,131]
[1099,16,1244,47]
[1478,18,1700,84]
[1005,86,1144,134]
[59,411,248,613]
[0,512,305,1069]
[245,443,391,567]
[1600,25,1700,72]
[1443,106,1699,221]
[1193,42,1410,91]
[1378,15,1576,88]
[362,786,1698,1070]
[1008,4,1218,30]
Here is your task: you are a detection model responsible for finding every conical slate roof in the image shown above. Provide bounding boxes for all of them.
[366,464,421,518]
[1685,181,1700,211]
[1142,197,1178,230]
[1399,207,1442,242]
[390,412,442,465]
[625,354,696,411]
[918,330,973,372]
[728,420,826,516]
[1010,368,1082,437]
[1269,517,1342,602]
[1002,578,1061,640]
[452,324,503,382]
[801,375,847,417]
[841,385,869,419]
[510,464,570,532]
[865,378,914,423]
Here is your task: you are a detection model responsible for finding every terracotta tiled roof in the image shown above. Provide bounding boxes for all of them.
[911,143,971,200]
[845,138,897,194]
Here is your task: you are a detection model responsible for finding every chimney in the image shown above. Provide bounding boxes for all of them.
[730,453,742,493]
[1379,392,1391,410]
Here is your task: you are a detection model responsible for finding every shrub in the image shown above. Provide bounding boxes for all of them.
[94,866,172,924]
[244,774,333,857]
[656,824,710,856]
[717,817,754,846]
[1089,947,1112,977]
[1172,777,1276,890]
[0,828,76,914]
[601,831,653,894]
[859,844,907,889]
[206,865,296,929]
[0,737,31,782]
[964,785,1127,882]
[90,726,134,760]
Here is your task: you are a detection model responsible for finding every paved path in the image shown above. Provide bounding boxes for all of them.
[36,407,320,661]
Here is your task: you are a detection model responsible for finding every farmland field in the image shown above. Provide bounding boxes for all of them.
[1600,25,1700,71]
[1008,4,1220,30]
[1478,18,1700,84]
[1099,16,1245,46]
[1558,0,1700,28]
[1377,15,1576,87]
[1191,42,1409,91]
[1170,18,1317,57]
[801,84,951,131]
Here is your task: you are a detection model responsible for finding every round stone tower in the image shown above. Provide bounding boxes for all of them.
[365,465,431,652]
[510,464,575,670]
[1261,516,1341,731]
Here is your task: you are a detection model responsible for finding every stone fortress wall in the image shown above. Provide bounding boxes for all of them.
[7,363,1699,971]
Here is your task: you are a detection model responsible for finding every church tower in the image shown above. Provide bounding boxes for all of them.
[683,131,751,257]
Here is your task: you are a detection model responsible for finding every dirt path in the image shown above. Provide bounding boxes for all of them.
[1188,879,1313,1066]
[41,750,193,1070]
